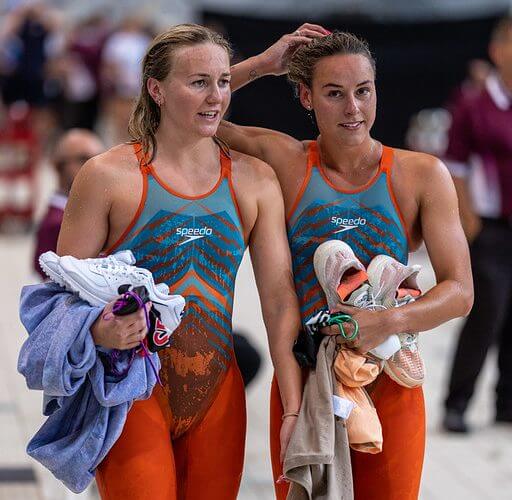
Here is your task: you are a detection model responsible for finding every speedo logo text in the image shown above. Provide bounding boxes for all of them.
[177,226,213,245]
[330,216,367,233]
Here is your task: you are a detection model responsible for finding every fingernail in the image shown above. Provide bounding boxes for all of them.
[276,474,289,484]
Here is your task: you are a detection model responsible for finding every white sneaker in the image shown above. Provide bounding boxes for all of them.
[39,250,185,333]
[313,240,401,360]
[367,255,424,387]
[39,250,135,288]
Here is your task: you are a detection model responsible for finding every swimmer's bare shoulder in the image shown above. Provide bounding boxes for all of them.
[57,143,143,257]
[219,120,308,180]
[230,150,287,234]
[392,148,461,246]
[393,148,454,199]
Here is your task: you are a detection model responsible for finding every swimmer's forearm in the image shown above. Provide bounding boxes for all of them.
[230,55,274,92]
[275,353,302,413]
[266,305,303,413]
[389,279,473,335]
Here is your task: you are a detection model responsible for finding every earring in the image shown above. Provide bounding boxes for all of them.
[307,108,316,127]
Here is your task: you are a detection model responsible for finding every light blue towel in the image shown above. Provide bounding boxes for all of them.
[18,283,160,493]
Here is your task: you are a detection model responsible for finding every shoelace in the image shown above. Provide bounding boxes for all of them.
[107,290,162,385]
[95,261,149,281]
[399,333,418,351]
[84,254,128,267]
[353,291,386,311]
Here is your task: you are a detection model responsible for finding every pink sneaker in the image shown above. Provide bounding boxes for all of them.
[313,240,368,311]
[367,255,424,388]
[313,241,401,360]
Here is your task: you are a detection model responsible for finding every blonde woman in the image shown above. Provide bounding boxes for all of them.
[57,25,302,499]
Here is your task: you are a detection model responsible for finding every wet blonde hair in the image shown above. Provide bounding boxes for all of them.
[288,31,376,89]
[128,24,232,160]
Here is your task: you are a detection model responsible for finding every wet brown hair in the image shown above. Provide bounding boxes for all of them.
[128,24,232,161]
[288,31,376,89]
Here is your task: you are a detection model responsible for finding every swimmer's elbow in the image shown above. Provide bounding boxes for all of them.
[459,283,474,318]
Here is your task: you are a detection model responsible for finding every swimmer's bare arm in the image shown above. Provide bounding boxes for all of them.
[56,157,149,350]
[219,120,303,173]
[230,23,329,91]
[57,157,112,258]
[248,159,302,459]
[330,157,474,353]
[391,158,473,327]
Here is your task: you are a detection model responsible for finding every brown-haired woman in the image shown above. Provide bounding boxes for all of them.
[220,28,473,500]
[57,24,303,499]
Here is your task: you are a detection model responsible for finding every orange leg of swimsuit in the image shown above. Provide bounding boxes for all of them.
[96,362,246,500]
[351,374,425,500]
[270,374,425,500]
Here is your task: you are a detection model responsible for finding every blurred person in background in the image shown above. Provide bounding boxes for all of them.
[100,15,152,144]
[451,58,492,102]
[45,12,110,131]
[0,99,39,231]
[443,16,512,433]
[33,128,104,278]
[0,1,61,142]
[221,27,473,500]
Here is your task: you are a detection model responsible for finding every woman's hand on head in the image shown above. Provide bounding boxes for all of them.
[260,23,330,76]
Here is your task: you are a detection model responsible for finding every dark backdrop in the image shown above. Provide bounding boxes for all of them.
[203,11,504,147]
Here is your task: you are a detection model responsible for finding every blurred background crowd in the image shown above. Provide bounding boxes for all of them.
[0,0,511,498]
[0,0,508,230]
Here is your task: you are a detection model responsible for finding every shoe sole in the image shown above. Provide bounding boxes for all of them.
[39,252,67,288]
[40,254,110,309]
[39,251,135,294]
[56,260,109,307]
[383,362,424,388]
[313,240,361,310]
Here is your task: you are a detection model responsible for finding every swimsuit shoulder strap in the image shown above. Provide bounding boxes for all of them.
[132,142,152,175]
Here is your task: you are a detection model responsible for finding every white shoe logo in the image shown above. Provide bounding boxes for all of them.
[177,226,213,246]
[331,216,366,234]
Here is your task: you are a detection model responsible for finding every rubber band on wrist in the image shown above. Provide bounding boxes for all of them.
[327,314,359,341]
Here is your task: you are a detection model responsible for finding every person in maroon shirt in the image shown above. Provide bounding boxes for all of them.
[443,17,512,432]
[33,128,104,278]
